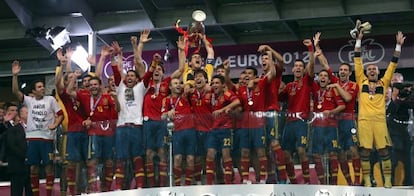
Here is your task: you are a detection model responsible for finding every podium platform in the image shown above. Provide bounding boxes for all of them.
[1,181,413,196]
[88,184,413,196]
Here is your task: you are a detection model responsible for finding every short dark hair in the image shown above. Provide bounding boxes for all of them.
[294,59,306,67]
[245,66,258,76]
[319,69,329,75]
[127,70,139,79]
[212,74,225,84]
[154,62,165,73]
[216,64,225,70]
[260,51,276,61]
[194,69,208,80]
[340,62,352,71]
[4,102,17,111]
[82,74,93,80]
[89,76,102,85]
[29,79,44,93]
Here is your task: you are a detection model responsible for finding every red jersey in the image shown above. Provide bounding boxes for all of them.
[143,76,171,121]
[191,88,213,131]
[162,95,194,131]
[77,92,117,136]
[311,82,345,127]
[327,68,359,120]
[238,77,268,128]
[212,90,239,129]
[60,89,86,132]
[280,74,313,121]
[264,65,282,111]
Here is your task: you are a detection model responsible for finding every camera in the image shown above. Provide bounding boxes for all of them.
[392,82,414,99]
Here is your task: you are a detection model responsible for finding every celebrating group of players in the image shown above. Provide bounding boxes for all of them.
[9,27,406,195]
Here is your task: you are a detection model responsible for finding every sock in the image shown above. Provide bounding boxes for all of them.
[30,174,40,196]
[194,161,202,182]
[205,159,215,185]
[134,157,145,188]
[352,158,361,185]
[223,159,233,184]
[259,156,268,181]
[286,161,297,184]
[146,162,154,187]
[46,173,54,196]
[340,160,353,185]
[380,154,392,187]
[185,167,194,185]
[314,157,325,184]
[104,161,113,191]
[301,160,310,184]
[66,165,76,195]
[174,167,182,186]
[240,158,250,181]
[273,145,287,181]
[361,155,371,187]
[159,161,168,187]
[87,163,99,193]
[114,160,124,190]
[330,155,339,185]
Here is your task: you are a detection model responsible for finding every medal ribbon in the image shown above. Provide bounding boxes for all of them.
[154,82,161,97]
[197,89,205,100]
[318,89,327,106]
[247,87,253,104]
[369,82,377,95]
[169,96,181,110]
[90,95,102,117]
[340,80,349,90]
[71,97,77,110]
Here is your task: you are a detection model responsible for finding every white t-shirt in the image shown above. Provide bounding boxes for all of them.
[116,81,147,126]
[24,95,62,140]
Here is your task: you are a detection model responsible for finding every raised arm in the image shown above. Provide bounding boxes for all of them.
[223,59,237,90]
[170,36,186,79]
[354,30,364,83]
[383,31,406,84]
[312,32,330,71]
[55,48,67,95]
[257,44,284,71]
[95,46,113,80]
[394,31,405,58]
[11,60,23,101]
[264,50,276,82]
[202,33,214,59]
[66,71,78,98]
[135,30,152,78]
[303,39,315,77]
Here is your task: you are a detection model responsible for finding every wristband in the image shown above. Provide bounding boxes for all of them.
[90,66,96,73]
[395,44,402,52]
[355,40,361,48]
[307,45,314,52]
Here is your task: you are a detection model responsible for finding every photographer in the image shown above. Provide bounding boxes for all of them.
[387,75,413,186]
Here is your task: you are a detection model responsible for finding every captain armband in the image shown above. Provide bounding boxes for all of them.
[391,56,399,63]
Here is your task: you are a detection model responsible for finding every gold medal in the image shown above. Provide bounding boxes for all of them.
[151,94,157,99]
[90,112,94,117]
[369,95,374,100]
[317,104,322,109]
[248,100,254,106]
[73,105,78,111]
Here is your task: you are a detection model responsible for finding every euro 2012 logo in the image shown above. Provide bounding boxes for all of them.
[338,38,385,65]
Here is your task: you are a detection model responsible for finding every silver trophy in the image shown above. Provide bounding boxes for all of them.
[188,10,206,48]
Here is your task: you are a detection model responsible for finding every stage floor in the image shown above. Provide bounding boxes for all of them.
[1,182,413,196]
